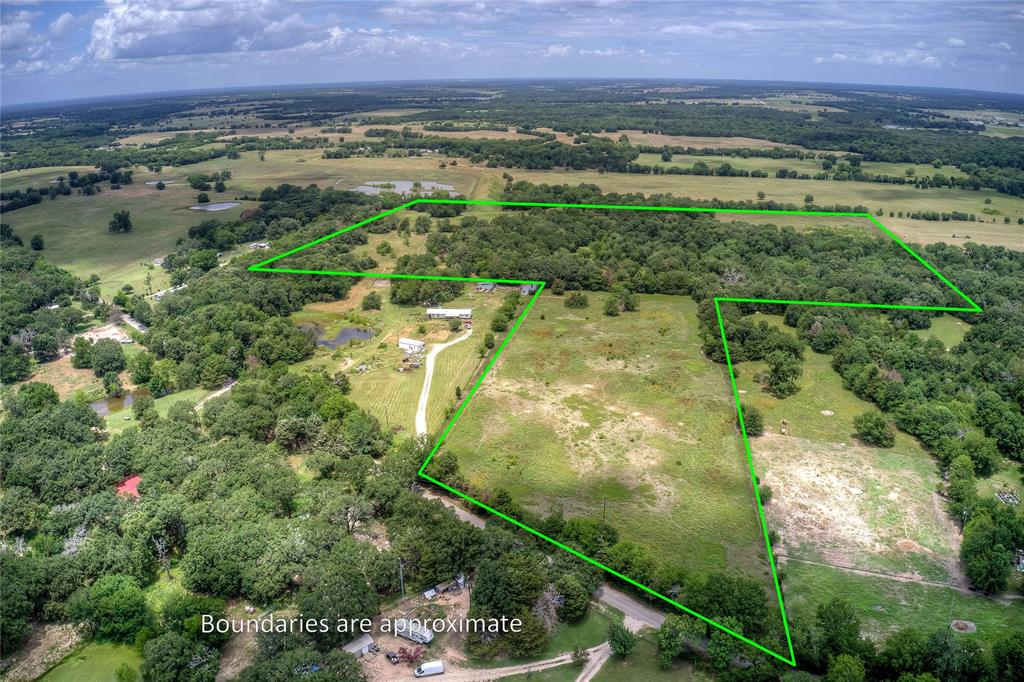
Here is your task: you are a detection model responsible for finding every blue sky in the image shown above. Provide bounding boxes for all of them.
[1,1,1021,105]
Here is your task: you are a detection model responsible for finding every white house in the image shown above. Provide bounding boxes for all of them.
[425,308,472,320]
[398,337,426,353]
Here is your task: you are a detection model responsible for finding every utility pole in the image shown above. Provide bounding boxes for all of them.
[385,405,390,432]
[398,558,405,599]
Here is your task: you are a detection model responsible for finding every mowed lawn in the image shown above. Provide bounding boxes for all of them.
[783,560,1024,645]
[443,293,769,579]
[1,182,256,296]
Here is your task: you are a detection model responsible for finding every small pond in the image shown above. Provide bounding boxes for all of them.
[189,201,240,211]
[90,389,150,416]
[315,326,374,349]
[352,180,455,196]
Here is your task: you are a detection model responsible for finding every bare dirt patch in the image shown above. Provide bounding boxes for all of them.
[757,433,962,582]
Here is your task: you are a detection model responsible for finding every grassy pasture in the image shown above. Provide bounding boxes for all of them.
[0,183,255,296]
[783,560,1023,644]
[0,165,98,191]
[506,167,1024,223]
[179,150,489,199]
[443,293,769,579]
[39,642,142,682]
[910,313,969,349]
[636,153,966,179]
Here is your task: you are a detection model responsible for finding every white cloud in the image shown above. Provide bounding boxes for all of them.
[945,37,965,47]
[990,41,1012,51]
[542,43,572,58]
[48,12,75,38]
[863,48,941,68]
[813,52,848,64]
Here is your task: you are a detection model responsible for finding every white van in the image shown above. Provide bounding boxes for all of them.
[414,660,444,677]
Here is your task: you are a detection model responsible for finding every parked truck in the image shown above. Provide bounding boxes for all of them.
[394,618,435,644]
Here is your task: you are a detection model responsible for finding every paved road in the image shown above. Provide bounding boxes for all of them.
[420,489,486,529]
[415,329,473,436]
[596,585,665,630]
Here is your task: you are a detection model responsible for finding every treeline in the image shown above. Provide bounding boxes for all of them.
[656,591,1024,680]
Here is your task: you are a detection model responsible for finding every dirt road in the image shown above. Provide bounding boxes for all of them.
[575,642,612,682]
[196,379,237,410]
[440,643,607,681]
[420,488,486,529]
[778,555,1023,601]
[415,329,473,435]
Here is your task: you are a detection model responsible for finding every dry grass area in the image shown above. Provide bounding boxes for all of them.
[27,355,102,400]
[756,433,963,584]
[0,624,82,682]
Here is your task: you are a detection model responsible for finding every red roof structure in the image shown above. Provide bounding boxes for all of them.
[116,475,141,498]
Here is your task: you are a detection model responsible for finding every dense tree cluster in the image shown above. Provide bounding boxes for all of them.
[0,229,96,382]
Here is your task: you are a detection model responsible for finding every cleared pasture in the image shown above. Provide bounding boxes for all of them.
[0,183,255,296]
[443,293,769,578]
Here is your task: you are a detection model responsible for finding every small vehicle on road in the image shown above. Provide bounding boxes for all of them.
[385,651,400,665]
[414,660,444,677]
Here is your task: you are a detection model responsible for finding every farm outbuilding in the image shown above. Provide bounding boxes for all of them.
[342,634,376,658]
[475,282,497,292]
[398,337,426,353]
[520,284,538,295]
[426,308,472,320]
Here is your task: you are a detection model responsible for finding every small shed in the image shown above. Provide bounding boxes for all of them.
[520,284,538,295]
[343,634,375,658]
[398,337,426,353]
[476,282,497,292]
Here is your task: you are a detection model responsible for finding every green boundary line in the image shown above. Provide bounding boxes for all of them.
[250,199,981,667]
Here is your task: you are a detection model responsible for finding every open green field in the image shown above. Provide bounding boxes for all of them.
[443,293,769,579]
[910,313,969,349]
[729,313,1022,641]
[1,183,255,296]
[291,284,502,435]
[636,152,966,179]
[177,149,495,199]
[39,642,142,682]
[510,167,1024,224]
[0,165,99,191]
[783,560,1024,644]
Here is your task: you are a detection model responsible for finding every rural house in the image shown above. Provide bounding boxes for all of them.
[426,308,472,320]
